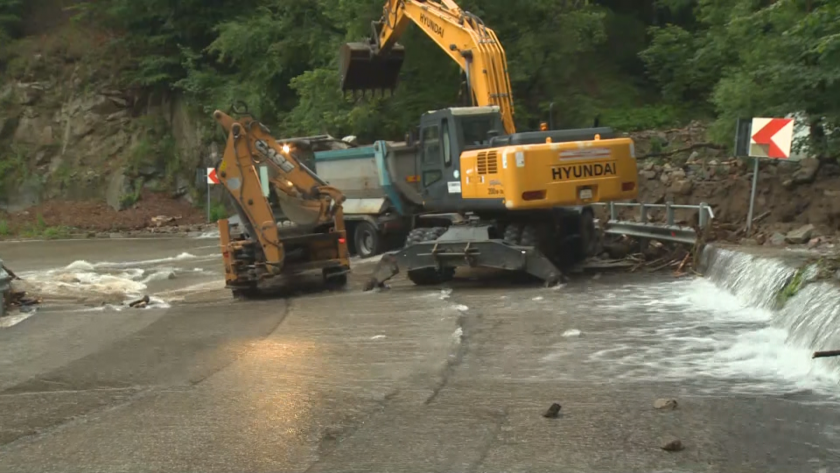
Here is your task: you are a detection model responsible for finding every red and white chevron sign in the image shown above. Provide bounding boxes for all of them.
[206,168,220,185]
[750,118,794,159]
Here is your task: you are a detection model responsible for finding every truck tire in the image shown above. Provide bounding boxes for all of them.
[578,209,597,257]
[323,267,348,288]
[405,228,427,246]
[232,286,260,299]
[520,225,538,247]
[503,223,523,245]
[406,226,455,286]
[407,267,455,286]
[353,221,381,258]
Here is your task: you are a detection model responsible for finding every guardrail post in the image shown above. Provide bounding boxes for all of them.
[609,202,617,221]
[665,202,674,226]
[699,202,709,229]
[639,203,647,224]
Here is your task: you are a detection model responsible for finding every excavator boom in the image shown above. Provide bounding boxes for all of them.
[339,0,516,134]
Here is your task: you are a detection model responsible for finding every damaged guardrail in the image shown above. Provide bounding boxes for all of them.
[592,201,714,245]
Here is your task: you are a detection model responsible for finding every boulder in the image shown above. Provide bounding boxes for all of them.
[654,398,678,410]
[785,224,815,244]
[768,232,786,246]
[792,158,820,185]
[670,179,693,195]
[642,170,657,180]
[105,169,134,211]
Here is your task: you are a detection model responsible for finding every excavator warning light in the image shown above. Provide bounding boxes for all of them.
[622,182,636,192]
[282,144,291,153]
[539,122,548,131]
[339,41,405,93]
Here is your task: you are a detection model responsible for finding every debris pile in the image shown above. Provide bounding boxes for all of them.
[0,261,41,316]
[587,230,699,277]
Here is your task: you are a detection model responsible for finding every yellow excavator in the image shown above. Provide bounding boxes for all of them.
[213,107,351,298]
[339,0,639,289]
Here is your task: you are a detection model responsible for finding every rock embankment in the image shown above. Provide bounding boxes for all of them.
[612,122,840,249]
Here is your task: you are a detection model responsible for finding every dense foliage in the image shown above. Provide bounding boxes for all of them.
[9,0,840,155]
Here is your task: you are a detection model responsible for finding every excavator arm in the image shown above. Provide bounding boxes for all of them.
[339,0,516,134]
[213,110,347,274]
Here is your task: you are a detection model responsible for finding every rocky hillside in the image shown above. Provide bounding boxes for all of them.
[623,123,840,245]
[0,21,215,230]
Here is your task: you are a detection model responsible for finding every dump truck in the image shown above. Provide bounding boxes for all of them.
[336,0,638,289]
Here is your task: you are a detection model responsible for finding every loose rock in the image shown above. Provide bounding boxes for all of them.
[654,398,678,410]
[129,295,151,308]
[786,224,815,244]
[768,233,786,246]
[661,439,684,452]
[670,179,693,195]
[543,403,562,418]
[792,158,820,184]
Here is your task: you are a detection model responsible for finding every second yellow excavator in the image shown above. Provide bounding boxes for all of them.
[340,0,639,289]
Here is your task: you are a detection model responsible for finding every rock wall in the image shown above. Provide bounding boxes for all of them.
[0,23,215,214]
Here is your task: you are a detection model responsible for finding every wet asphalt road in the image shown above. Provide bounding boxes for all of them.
[0,238,839,473]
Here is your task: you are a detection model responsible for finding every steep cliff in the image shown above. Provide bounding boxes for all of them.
[0,19,216,232]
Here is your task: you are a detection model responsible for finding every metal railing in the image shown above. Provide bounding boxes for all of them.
[591,202,715,245]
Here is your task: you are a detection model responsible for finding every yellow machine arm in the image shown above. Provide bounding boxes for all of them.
[339,0,516,134]
[213,110,347,272]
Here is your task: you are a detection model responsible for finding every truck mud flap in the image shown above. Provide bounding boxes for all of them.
[364,239,565,290]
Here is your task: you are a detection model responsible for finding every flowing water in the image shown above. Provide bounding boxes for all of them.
[537,244,840,399]
[4,236,840,400]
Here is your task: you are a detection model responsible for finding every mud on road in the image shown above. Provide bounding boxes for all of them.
[0,237,838,473]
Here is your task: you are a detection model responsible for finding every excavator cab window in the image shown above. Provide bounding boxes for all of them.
[459,114,505,149]
[442,119,452,167]
[421,124,443,188]
[421,125,440,164]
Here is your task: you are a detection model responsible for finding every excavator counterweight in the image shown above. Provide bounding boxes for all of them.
[339,42,405,93]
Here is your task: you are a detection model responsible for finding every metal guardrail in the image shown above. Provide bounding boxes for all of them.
[592,202,715,245]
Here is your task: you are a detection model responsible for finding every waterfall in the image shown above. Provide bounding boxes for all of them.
[701,245,840,375]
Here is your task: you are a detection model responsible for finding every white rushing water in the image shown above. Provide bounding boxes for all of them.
[15,251,221,310]
[542,245,840,398]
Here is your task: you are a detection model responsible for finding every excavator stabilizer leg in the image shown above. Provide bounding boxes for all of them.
[339,41,405,94]
[362,235,567,291]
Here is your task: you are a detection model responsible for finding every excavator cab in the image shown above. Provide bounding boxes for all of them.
[339,40,406,93]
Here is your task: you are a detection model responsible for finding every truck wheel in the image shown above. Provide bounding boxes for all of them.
[578,209,597,257]
[405,226,455,286]
[503,223,523,245]
[405,228,427,246]
[426,226,448,239]
[407,267,455,286]
[323,267,348,288]
[353,221,381,258]
[520,225,538,247]
[232,286,260,299]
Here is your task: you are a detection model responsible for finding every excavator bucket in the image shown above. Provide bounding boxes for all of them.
[339,42,405,93]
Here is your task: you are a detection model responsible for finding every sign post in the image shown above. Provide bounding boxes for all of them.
[206,167,220,222]
[740,117,794,233]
